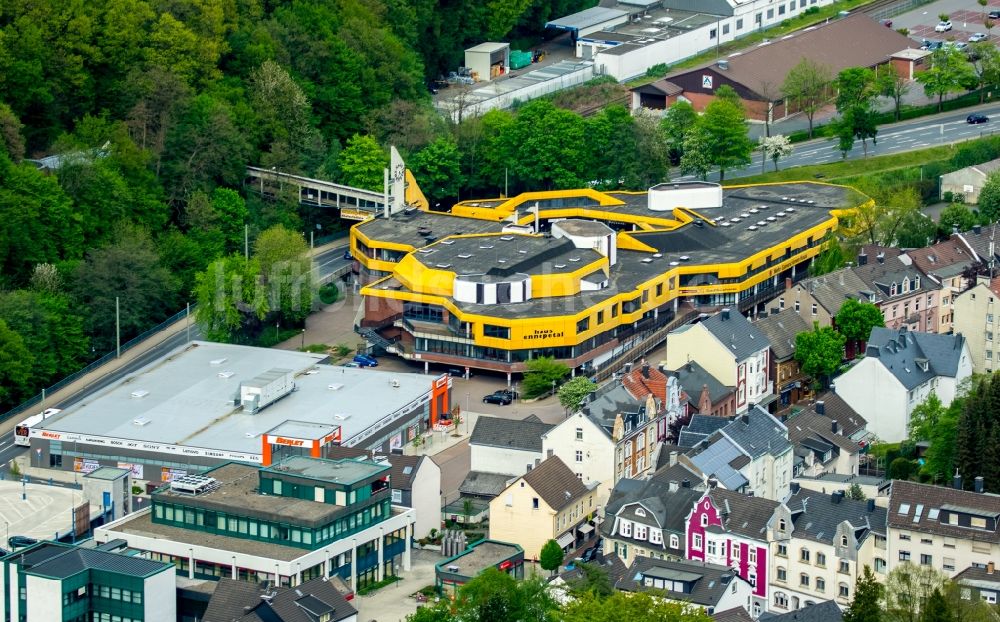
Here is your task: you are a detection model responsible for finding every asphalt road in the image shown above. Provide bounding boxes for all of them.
[679,102,1000,182]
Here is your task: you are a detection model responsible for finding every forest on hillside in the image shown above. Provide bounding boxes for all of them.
[0,0,682,413]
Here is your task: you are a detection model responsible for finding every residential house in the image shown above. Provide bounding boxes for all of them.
[954,564,1000,604]
[769,486,888,613]
[0,541,176,622]
[202,576,358,622]
[835,327,971,442]
[617,556,755,617]
[665,309,772,413]
[542,411,616,505]
[682,407,794,501]
[469,415,553,476]
[854,250,942,333]
[670,360,737,419]
[952,275,1000,374]
[754,309,812,409]
[488,456,598,559]
[602,464,704,566]
[759,600,844,622]
[712,607,755,622]
[785,397,867,478]
[386,455,441,539]
[904,234,978,334]
[769,269,871,332]
[793,474,890,503]
[939,157,1000,204]
[888,478,1000,578]
[686,487,780,617]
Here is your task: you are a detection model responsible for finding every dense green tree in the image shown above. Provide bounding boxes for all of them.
[679,129,712,181]
[781,58,833,139]
[0,290,89,387]
[938,203,977,234]
[408,137,463,206]
[523,356,570,398]
[836,299,885,343]
[877,63,911,122]
[661,100,697,164]
[72,224,181,352]
[835,67,880,158]
[917,47,976,112]
[633,108,671,185]
[502,100,589,190]
[0,103,25,162]
[249,60,324,174]
[587,105,639,188]
[539,539,564,576]
[977,170,1000,221]
[0,319,33,407]
[920,588,955,622]
[794,323,846,386]
[567,562,614,598]
[809,237,847,276]
[158,228,212,298]
[908,393,944,443]
[337,134,388,191]
[969,41,1000,103]
[454,568,556,622]
[696,97,753,181]
[844,566,883,622]
[885,563,948,622]
[558,377,598,413]
[253,225,314,326]
[0,155,83,287]
[561,591,712,622]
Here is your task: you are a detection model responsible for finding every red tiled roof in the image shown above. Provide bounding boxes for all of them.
[622,363,668,403]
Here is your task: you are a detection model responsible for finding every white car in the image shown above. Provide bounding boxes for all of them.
[935,20,952,32]
[970,32,989,42]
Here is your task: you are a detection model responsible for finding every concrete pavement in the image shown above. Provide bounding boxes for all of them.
[353,548,442,622]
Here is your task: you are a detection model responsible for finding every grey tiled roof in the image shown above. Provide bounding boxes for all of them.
[708,488,779,540]
[670,361,734,407]
[386,454,423,491]
[11,542,172,580]
[459,471,516,498]
[854,254,939,301]
[604,474,704,553]
[753,310,812,361]
[714,607,755,622]
[888,480,1000,543]
[618,556,744,607]
[954,565,1000,589]
[864,327,966,390]
[721,406,791,459]
[785,409,860,455]
[581,381,640,433]
[677,414,731,448]
[696,309,769,360]
[520,456,590,511]
[203,576,357,622]
[759,600,843,622]
[470,415,553,452]
[784,488,887,545]
[795,268,872,315]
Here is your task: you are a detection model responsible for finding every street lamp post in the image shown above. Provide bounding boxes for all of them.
[301,328,306,350]
[21,477,26,501]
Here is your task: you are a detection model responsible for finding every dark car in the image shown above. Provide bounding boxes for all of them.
[353,354,378,367]
[881,18,892,27]
[343,250,353,260]
[990,9,1000,19]
[581,547,598,563]
[968,113,990,124]
[482,391,514,405]
[447,368,471,378]
[8,536,37,549]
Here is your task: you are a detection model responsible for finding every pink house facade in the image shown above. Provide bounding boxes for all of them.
[685,489,778,617]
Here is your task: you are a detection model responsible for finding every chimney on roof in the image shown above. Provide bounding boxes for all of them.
[669,480,679,492]
[785,277,793,290]
[831,420,839,435]
[877,252,885,264]
[641,360,650,379]
[741,413,750,425]
[990,561,996,575]
[867,499,875,512]
[790,482,800,494]
[816,400,825,416]
[682,479,691,488]
[670,451,678,467]
[975,225,983,235]
[708,475,719,489]
[858,251,868,266]
[721,308,731,321]
[976,476,985,493]
[759,311,768,319]
[954,472,963,490]
[832,490,844,504]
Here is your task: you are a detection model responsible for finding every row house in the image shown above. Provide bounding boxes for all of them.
[768,269,871,357]
[769,486,887,613]
[617,556,755,617]
[686,487,779,618]
[670,360,737,419]
[601,461,705,566]
[952,275,1000,374]
[665,309,773,414]
[835,327,971,443]
[468,415,553,476]
[488,456,599,559]
[785,397,867,478]
[887,478,1000,579]
[680,406,794,501]
[753,309,812,410]
[903,234,979,333]
[854,248,941,334]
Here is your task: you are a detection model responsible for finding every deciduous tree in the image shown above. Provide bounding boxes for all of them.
[408,137,463,206]
[661,100,697,164]
[885,563,948,622]
[697,98,753,181]
[0,319,32,408]
[782,58,833,139]
[523,356,570,398]
[877,63,911,121]
[539,539,564,576]
[558,376,598,413]
[835,299,884,343]
[977,170,1000,221]
[760,134,793,172]
[337,134,389,191]
[794,322,846,386]
[917,47,976,112]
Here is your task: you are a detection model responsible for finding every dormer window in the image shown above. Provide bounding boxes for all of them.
[903,277,910,293]
[841,535,848,547]
[779,519,786,531]
[891,283,898,296]
[635,507,647,518]
[914,276,921,289]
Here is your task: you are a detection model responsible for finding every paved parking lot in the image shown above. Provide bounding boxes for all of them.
[889,0,1000,42]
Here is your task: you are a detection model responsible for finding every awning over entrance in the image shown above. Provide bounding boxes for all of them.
[577,523,595,535]
[556,532,575,548]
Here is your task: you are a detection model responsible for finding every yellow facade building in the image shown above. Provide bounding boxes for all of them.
[351,181,866,376]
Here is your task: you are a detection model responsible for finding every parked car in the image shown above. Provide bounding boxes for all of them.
[8,536,37,549]
[496,388,519,400]
[353,354,378,367]
[482,391,514,405]
[447,368,471,378]
[581,547,599,563]
[881,18,892,27]
[944,41,969,51]
[342,361,361,368]
[990,9,1000,19]
[968,113,990,124]
[921,39,943,51]
[935,20,952,32]
[970,32,989,42]
[343,250,353,260]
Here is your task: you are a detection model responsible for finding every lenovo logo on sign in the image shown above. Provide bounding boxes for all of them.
[274,437,305,447]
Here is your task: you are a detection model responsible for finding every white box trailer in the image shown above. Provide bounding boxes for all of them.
[241,368,295,413]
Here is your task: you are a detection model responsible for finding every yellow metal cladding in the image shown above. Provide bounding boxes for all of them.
[354,181,869,352]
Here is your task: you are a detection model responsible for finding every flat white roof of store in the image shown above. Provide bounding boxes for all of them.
[38,342,436,454]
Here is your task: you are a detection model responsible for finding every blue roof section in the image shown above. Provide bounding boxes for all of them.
[10,542,173,580]
[865,327,966,390]
[688,436,748,491]
[697,309,769,360]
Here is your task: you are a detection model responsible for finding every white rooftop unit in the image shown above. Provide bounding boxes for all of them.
[169,475,219,495]
[240,368,295,414]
